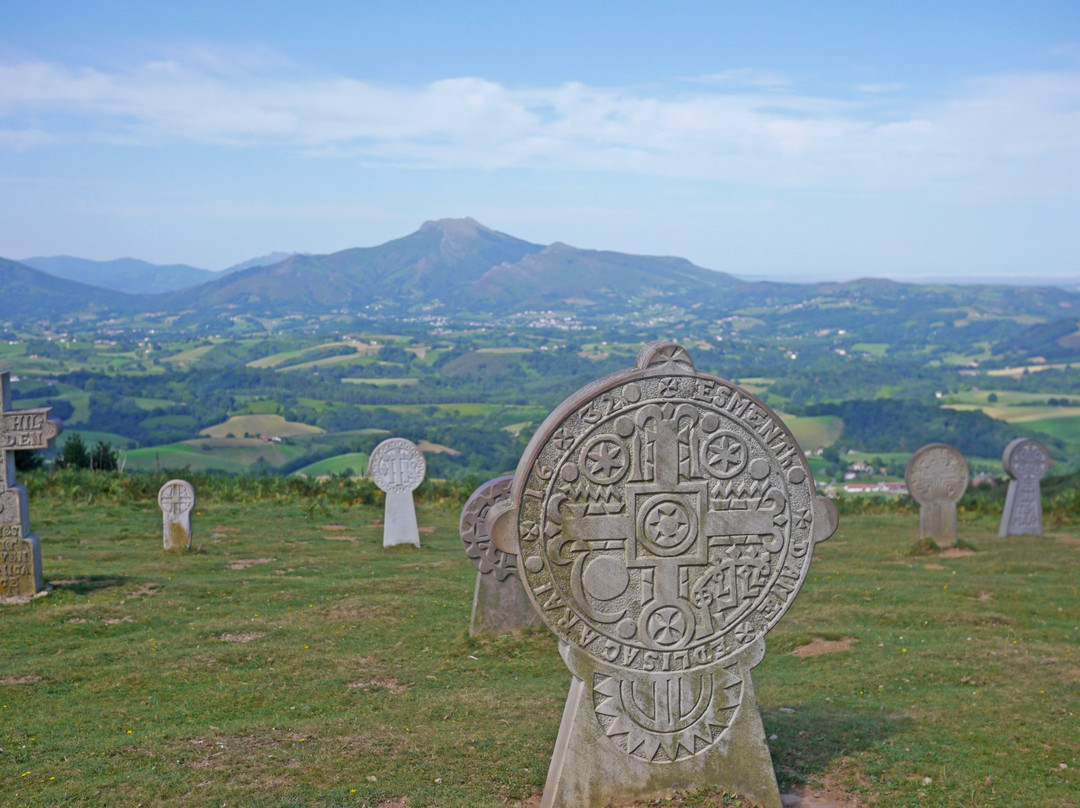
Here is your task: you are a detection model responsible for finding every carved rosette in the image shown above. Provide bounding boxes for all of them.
[369,438,426,493]
[904,443,969,505]
[511,342,836,763]
[459,476,519,581]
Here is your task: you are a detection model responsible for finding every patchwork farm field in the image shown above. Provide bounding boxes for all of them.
[2,475,1077,807]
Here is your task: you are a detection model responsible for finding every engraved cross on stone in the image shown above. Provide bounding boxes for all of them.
[1,372,62,494]
[560,403,779,647]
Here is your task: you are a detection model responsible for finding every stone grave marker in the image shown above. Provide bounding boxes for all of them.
[904,443,969,544]
[487,342,838,808]
[459,475,542,637]
[999,438,1049,537]
[158,479,196,551]
[368,437,426,548]
[1,371,63,600]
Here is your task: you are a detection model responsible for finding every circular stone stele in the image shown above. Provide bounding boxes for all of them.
[1002,438,1049,481]
[459,475,519,581]
[368,438,426,492]
[904,443,969,505]
[158,479,195,516]
[512,342,833,674]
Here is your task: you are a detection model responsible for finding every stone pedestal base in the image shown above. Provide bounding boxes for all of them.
[383,489,420,548]
[0,530,43,600]
[469,571,542,637]
[541,640,781,808]
[919,502,957,544]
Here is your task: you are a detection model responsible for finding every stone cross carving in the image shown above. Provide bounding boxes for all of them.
[904,443,969,544]
[487,342,837,808]
[368,438,426,548]
[999,438,1049,537]
[158,479,196,551]
[459,475,542,637]
[1,371,63,600]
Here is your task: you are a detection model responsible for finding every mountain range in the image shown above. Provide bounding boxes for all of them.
[3,219,1078,341]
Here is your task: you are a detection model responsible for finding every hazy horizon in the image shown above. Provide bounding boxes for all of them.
[3,2,1080,282]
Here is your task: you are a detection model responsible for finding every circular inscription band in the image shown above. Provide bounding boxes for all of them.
[509,342,837,676]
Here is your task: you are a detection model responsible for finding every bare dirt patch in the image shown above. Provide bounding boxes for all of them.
[418,525,435,534]
[377,799,409,808]
[1056,535,1080,546]
[225,557,274,570]
[348,678,406,694]
[324,535,359,542]
[219,632,263,643]
[102,615,134,624]
[1,675,42,685]
[123,582,160,601]
[791,637,858,657]
[940,547,975,558]
[923,563,946,570]
[321,524,347,531]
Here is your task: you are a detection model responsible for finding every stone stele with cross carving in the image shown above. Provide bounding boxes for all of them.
[1,371,63,600]
[368,437,426,548]
[488,342,837,808]
[999,437,1049,538]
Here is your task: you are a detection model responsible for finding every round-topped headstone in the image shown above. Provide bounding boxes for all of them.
[904,443,968,543]
[999,438,1049,537]
[368,438,426,493]
[497,341,837,808]
[158,479,195,552]
[368,438,425,548]
[459,475,542,636]
[460,475,517,581]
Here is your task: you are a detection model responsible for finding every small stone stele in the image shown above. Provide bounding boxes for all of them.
[158,479,195,552]
[459,475,542,637]
[904,443,969,544]
[490,342,838,808]
[368,438,426,548]
[999,438,1049,537]
[1,371,63,601]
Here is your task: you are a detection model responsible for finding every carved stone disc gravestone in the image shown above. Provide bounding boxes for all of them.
[905,443,969,544]
[158,479,196,552]
[999,438,1049,537]
[1,371,63,600]
[488,342,838,808]
[459,475,542,637]
[369,438,426,548]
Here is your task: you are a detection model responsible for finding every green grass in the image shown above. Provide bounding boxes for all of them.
[294,452,370,477]
[123,439,309,474]
[1,481,1077,806]
[779,414,844,451]
[1024,414,1080,443]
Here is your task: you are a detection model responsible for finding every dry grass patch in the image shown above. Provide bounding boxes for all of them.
[1,674,42,685]
[348,678,407,694]
[224,557,274,569]
[218,632,263,643]
[791,637,858,657]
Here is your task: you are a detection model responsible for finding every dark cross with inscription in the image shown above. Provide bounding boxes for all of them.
[1,372,63,493]
[559,402,784,649]
[0,371,63,599]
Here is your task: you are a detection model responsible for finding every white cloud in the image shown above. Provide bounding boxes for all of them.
[1,50,1079,197]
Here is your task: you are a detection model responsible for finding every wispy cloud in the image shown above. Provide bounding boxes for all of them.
[1,47,1079,196]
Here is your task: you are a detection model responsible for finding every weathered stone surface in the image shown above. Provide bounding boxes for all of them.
[904,443,969,544]
[0,371,62,600]
[158,479,195,552]
[459,475,542,637]
[368,437,426,548]
[498,342,837,808]
[999,438,1049,537]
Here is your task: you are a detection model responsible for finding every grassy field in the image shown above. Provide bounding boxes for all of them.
[779,414,844,451]
[123,438,309,474]
[200,414,325,439]
[0,481,1076,807]
[294,452,370,477]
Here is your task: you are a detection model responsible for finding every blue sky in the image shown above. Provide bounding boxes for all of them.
[2,1,1079,281]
